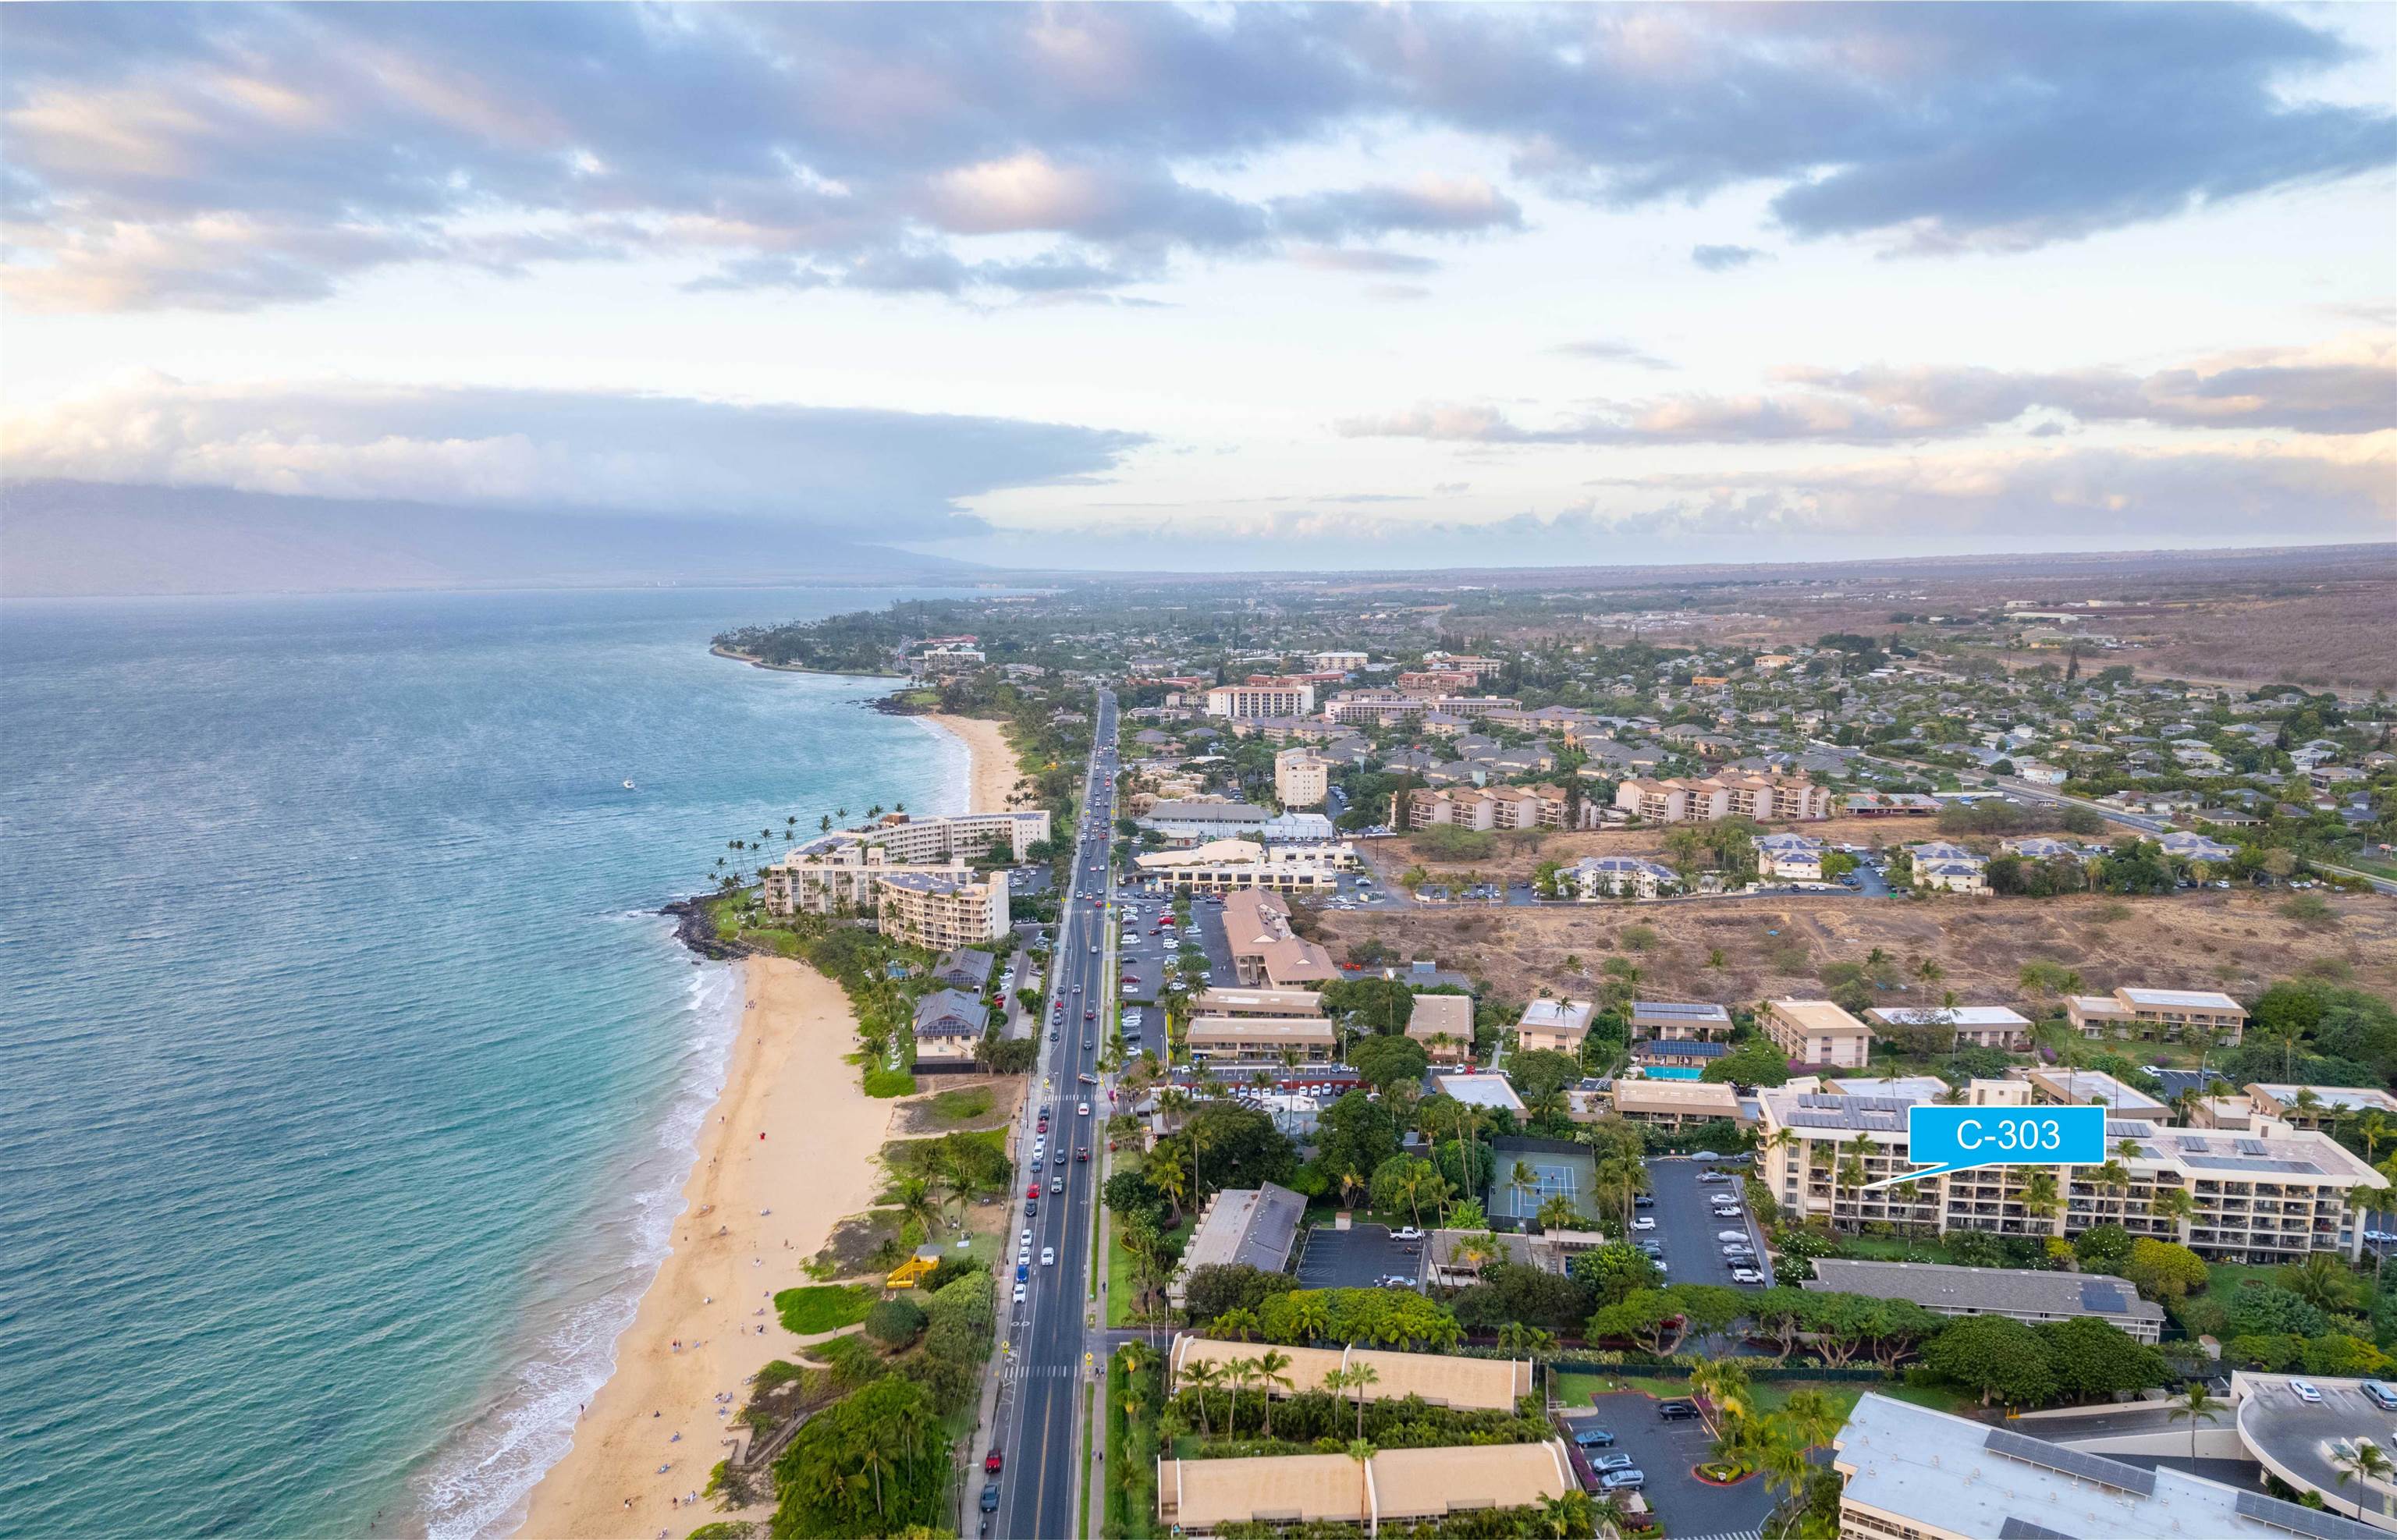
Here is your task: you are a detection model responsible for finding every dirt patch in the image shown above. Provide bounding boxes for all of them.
[1316,889,2397,1011]
[890,1076,1021,1135]
[811,1207,907,1275]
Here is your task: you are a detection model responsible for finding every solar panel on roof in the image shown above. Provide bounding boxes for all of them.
[2179,1136,2207,1152]
[1981,1429,2156,1496]
[2079,1280,2129,1314]
[1998,1520,2080,1540]
[2236,1138,2271,1155]
[2235,1490,2379,1540]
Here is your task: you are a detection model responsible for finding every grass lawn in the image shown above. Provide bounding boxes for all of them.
[774,1283,878,1335]
[1106,1216,1189,1328]
[926,1086,994,1123]
[1835,1233,1959,1264]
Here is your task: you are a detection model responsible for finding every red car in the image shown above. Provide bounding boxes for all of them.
[1036,1119,1049,1135]
[1026,1183,1040,1198]
[985,1450,1003,1474]
[1075,1147,1090,1163]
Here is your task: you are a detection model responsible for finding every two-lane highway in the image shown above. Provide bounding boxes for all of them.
[992,689,1118,1539]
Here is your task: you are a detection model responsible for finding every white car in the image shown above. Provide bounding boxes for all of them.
[1020,1228,1033,1246]
[2291,1379,2324,1404]
[1392,1226,1424,1241]
[1012,1283,1027,1303]
[1041,1247,1056,1268]
[1731,1268,1765,1284]
[1717,1230,1747,1241]
[1631,1217,1656,1231]
[1078,1102,1091,1116]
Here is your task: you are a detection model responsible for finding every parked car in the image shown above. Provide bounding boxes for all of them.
[981,1482,1003,1513]
[1632,1194,1654,1208]
[1699,1172,1733,1183]
[1393,1226,1424,1240]
[1717,1230,1748,1241]
[1731,1268,1766,1284]
[1657,1400,1699,1421]
[2291,1379,2324,1404]
[1011,1283,1026,1303]
[1569,1426,1617,1449]
[1592,1452,1635,1472]
[1025,1198,1038,1216]
[1600,1469,1646,1492]
[986,1450,1004,1473]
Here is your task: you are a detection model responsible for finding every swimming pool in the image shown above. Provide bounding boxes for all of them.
[1642,1066,1703,1080]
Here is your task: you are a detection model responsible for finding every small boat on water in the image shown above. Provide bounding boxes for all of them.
[622,779,637,790]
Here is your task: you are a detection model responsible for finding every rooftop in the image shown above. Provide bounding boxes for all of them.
[1433,1073,1526,1112]
[1770,998,1873,1036]
[1806,1259,2164,1329]
[2119,986,2244,1010]
[1834,1393,2377,1540]
[1867,1006,2031,1027]
[1169,1336,1531,1412]
[1631,1000,1734,1024]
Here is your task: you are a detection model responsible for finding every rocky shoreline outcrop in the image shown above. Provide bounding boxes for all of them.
[660,895,743,960]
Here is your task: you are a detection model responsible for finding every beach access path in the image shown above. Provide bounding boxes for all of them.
[512,955,893,1538]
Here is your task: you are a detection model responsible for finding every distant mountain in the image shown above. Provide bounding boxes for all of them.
[0,480,983,596]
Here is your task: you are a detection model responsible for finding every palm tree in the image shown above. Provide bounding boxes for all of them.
[2167,1382,2225,1461]
[1222,1357,1256,1442]
[2335,1439,2395,1523]
[1253,1348,1294,1440]
[2150,1183,2196,1238]
[889,1175,939,1243]
[1536,1489,1595,1539]
[1345,1438,1378,1519]
[2282,1252,2361,1314]
[1180,1359,1220,1439]
[1510,1159,1539,1218]
[2356,1110,2395,1164]
[1342,1361,1380,1439]
[2019,1169,2061,1234]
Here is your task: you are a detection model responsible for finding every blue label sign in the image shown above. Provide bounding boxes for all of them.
[1864,1105,2107,1187]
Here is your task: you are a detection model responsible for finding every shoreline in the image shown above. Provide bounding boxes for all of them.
[509,955,893,1539]
[921,711,1028,815]
[708,643,905,680]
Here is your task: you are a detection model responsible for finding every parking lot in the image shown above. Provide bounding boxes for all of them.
[1573,1390,1777,1538]
[1293,1222,1424,1289]
[1639,1154,1766,1291]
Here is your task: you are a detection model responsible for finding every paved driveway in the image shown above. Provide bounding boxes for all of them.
[1578,1390,1776,1540]
[1294,1222,1424,1289]
[1642,1155,1765,1291]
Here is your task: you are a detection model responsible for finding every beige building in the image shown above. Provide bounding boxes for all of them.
[1157,1441,1575,1537]
[1629,1000,1734,1041]
[1404,993,1475,1063]
[1221,889,1342,988]
[2065,986,2248,1044]
[1613,1078,1744,1128]
[1806,1258,2164,1342]
[1514,997,1595,1054]
[1167,1337,1532,1412]
[1205,682,1316,719]
[1755,1078,2386,1262]
[1323,690,1520,726]
[1399,782,1592,832]
[1273,746,1331,807]
[1133,837,1355,892]
[1865,1004,2033,1052]
[2243,1082,2397,1132]
[762,811,1046,939]
[872,869,1010,949]
[1614,772,1829,824]
[1193,987,1328,1020]
[1764,998,1873,1068]
[1184,1016,1336,1063]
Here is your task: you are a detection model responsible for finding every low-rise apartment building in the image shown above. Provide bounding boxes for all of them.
[1614,773,1829,824]
[2065,986,2248,1044]
[1397,782,1593,832]
[1272,746,1330,807]
[1563,854,1681,899]
[1403,992,1476,1062]
[1629,1000,1734,1041]
[1323,690,1521,726]
[1515,998,1595,1054]
[1157,1442,1575,1537]
[1865,1004,2033,1052]
[1806,1258,2164,1342]
[1763,998,1873,1068]
[2242,1082,2397,1131]
[1184,1016,1336,1062]
[1193,987,1326,1020]
[1203,682,1316,719]
[1132,837,1355,892]
[1139,798,1274,843]
[1613,1077,1743,1128]
[1168,1183,1305,1307]
[1220,889,1342,988]
[1756,1080,2385,1262]
[2024,1065,2170,1119]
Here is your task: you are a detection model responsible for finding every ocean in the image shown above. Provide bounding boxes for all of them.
[0,587,972,1540]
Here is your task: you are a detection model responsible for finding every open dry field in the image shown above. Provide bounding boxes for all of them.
[1360,816,1937,885]
[1314,888,2397,1015]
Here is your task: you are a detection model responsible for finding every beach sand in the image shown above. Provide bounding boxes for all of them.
[513,955,893,1539]
[924,712,1028,815]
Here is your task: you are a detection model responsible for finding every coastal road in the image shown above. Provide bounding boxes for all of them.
[994,688,1117,1540]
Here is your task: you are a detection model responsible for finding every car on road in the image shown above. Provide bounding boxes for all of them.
[1631,1217,1656,1231]
[981,1482,1002,1513]
[1075,1146,1089,1162]
[1053,1149,1067,1166]
[1048,1179,1063,1194]
[1024,1198,1037,1216]
[1632,1194,1653,1208]
[985,1450,1003,1474]
[1599,1469,1646,1492]
[1048,1030,1058,1041]
[1078,1102,1091,1116]
[1027,1183,1041,1198]
[1041,1247,1055,1267]
[1015,1263,1028,1281]
[1082,1037,1092,1049]
[1657,1400,1699,1421]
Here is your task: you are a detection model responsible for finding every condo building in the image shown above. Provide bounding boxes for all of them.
[762,811,1042,945]
[1614,772,1831,824]
[1865,1004,2033,1052]
[1220,889,1341,988]
[2066,986,2248,1043]
[1629,1000,1735,1041]
[1184,1016,1336,1063]
[1515,998,1595,1054]
[1272,746,1330,807]
[1398,782,1594,832]
[873,868,1010,950]
[1763,998,1874,1069]
[1132,837,1355,893]
[1323,690,1521,726]
[1204,682,1316,719]
[1756,1078,2385,1262]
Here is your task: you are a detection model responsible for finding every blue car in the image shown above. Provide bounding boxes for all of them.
[1016,1263,1029,1282]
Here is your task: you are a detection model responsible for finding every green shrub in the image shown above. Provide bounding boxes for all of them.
[773,1283,876,1335]
[862,1067,918,1098]
[863,1297,929,1348]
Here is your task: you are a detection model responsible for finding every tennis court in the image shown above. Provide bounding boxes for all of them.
[1484,1137,1600,1226]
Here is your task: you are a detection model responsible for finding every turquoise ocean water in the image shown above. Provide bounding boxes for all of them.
[0,587,971,1539]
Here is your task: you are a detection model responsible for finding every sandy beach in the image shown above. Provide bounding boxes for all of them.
[513,956,893,1539]
[924,712,1028,815]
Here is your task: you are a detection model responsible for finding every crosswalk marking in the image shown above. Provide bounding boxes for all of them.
[1676,1531,1761,1540]
[1003,1362,1079,1381]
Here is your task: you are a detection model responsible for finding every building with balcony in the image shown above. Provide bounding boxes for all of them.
[1220,889,1341,988]
[1184,1016,1336,1063]
[2065,986,2248,1044]
[1756,1079,2385,1262]
[1156,1442,1575,1537]
[1132,837,1355,893]
[1515,997,1595,1054]
[1204,682,1316,719]
[1612,1078,1743,1128]
[1562,854,1681,899]
[1763,998,1873,1068]
[1403,992,1476,1063]
[762,811,1049,921]
[1629,1000,1735,1041]
[1272,746,1330,807]
[1865,1004,2033,1052]
[873,869,1010,949]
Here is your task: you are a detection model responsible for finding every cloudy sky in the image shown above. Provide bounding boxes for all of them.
[5,2,2393,570]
